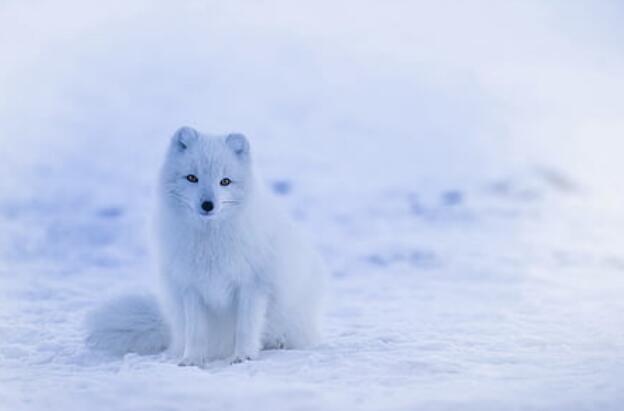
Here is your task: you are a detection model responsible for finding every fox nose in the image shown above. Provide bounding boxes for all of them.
[201,201,214,213]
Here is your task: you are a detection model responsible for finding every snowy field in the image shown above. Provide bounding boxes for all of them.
[1,1,624,410]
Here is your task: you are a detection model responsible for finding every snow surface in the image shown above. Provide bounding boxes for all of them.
[1,1,624,410]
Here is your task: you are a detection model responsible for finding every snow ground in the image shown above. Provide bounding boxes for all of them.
[1,1,624,410]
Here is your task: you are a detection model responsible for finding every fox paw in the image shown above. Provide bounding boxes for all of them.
[265,338,286,350]
[229,355,252,365]
[178,357,205,368]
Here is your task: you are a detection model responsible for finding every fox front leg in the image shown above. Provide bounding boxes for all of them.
[179,291,210,367]
[231,286,268,364]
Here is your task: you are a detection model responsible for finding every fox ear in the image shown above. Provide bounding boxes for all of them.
[226,133,250,158]
[172,126,198,151]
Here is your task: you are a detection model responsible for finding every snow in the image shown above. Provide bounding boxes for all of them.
[1,1,624,410]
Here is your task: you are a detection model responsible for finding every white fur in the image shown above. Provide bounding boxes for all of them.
[86,127,327,366]
[85,294,169,355]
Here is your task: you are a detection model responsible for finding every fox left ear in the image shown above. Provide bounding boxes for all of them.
[226,133,250,158]
[172,126,199,152]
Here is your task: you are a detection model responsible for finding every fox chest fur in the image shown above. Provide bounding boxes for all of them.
[159,214,273,310]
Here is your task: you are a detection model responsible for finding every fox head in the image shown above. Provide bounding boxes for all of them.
[159,126,253,222]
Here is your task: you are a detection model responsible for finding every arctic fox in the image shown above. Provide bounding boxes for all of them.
[87,127,327,365]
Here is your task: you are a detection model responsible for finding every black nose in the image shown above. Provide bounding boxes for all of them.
[201,201,214,212]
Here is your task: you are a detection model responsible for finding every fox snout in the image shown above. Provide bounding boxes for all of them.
[199,198,218,216]
[201,201,214,213]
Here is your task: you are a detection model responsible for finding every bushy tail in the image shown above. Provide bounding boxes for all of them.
[86,294,170,356]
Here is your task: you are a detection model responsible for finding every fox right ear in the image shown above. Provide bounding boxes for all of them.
[172,126,198,151]
[225,133,250,159]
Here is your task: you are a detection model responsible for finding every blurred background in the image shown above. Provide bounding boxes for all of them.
[1,1,623,410]
[2,1,624,197]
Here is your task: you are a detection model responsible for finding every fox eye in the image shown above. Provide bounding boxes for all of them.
[220,178,232,186]
[186,175,198,183]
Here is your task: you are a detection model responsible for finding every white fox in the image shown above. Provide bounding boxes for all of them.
[87,127,327,365]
